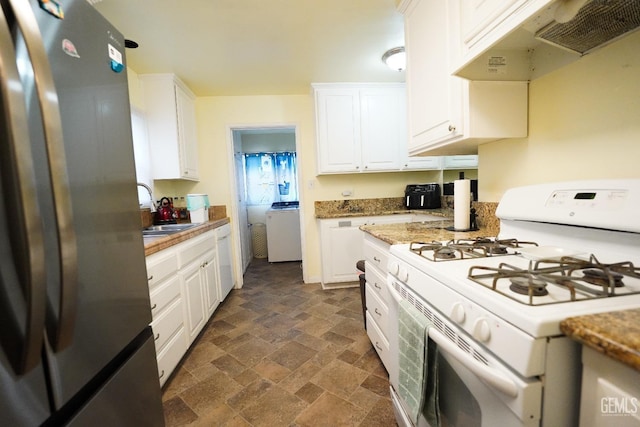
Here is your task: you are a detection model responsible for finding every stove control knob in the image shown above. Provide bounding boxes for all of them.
[473,318,491,342]
[398,267,409,283]
[451,303,466,324]
[388,261,399,276]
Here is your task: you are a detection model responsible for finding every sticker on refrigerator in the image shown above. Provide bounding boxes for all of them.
[39,0,64,19]
[62,39,80,58]
[108,44,124,73]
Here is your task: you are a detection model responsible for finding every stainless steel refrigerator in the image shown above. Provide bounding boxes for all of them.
[0,0,164,425]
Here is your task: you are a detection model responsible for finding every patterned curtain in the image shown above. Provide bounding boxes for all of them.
[244,152,297,205]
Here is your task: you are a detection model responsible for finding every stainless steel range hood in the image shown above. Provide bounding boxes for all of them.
[454,0,640,81]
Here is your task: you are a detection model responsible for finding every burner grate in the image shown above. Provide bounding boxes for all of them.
[409,237,538,262]
[468,255,640,305]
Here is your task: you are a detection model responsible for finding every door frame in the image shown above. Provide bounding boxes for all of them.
[225,123,306,287]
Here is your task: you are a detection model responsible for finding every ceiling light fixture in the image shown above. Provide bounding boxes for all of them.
[382,47,406,71]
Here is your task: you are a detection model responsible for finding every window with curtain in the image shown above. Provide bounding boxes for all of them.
[244,152,298,205]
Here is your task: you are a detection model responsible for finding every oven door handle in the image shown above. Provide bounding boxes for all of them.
[428,328,519,398]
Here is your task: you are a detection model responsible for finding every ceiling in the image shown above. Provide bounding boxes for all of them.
[92,0,406,97]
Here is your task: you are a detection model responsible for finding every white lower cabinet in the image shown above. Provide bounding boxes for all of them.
[178,231,219,343]
[319,214,434,286]
[579,346,640,427]
[146,228,222,386]
[146,248,186,387]
[180,260,207,343]
[202,250,220,317]
[366,311,390,369]
[363,233,393,373]
[215,223,235,301]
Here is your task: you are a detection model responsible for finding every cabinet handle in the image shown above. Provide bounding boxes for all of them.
[147,275,153,281]
[374,282,381,290]
[151,303,157,310]
[375,342,383,351]
[159,370,165,379]
[154,333,160,341]
[373,256,380,263]
[374,308,381,316]
[448,124,456,132]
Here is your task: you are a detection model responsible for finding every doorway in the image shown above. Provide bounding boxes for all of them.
[229,126,301,281]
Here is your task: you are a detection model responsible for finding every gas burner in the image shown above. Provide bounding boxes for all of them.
[483,243,509,255]
[509,277,549,296]
[582,269,624,288]
[435,247,457,259]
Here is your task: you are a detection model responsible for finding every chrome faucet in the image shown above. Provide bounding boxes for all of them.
[137,182,156,212]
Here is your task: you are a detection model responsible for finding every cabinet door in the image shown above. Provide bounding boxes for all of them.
[140,74,199,181]
[401,156,442,171]
[360,88,402,171]
[315,88,361,173]
[175,84,199,180]
[405,0,462,153]
[202,250,219,317]
[180,262,206,343]
[443,155,478,169]
[320,218,367,284]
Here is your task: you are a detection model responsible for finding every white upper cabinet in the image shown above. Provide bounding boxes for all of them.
[450,0,635,81]
[315,86,361,173]
[139,74,199,181]
[359,87,403,172]
[443,155,478,169]
[399,0,528,156]
[314,83,407,174]
[455,0,555,80]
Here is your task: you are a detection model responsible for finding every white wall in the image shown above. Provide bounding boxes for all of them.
[479,31,640,202]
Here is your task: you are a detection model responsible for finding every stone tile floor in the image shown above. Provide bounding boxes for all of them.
[161,258,397,426]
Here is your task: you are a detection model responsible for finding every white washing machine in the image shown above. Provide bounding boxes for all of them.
[266,202,302,262]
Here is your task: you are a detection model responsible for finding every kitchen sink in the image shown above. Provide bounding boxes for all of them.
[142,223,198,236]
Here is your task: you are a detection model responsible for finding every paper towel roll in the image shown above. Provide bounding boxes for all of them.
[454,179,471,230]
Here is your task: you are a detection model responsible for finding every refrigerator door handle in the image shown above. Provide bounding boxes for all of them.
[8,0,78,350]
[0,7,46,374]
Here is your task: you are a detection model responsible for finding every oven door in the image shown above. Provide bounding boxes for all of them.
[388,280,542,427]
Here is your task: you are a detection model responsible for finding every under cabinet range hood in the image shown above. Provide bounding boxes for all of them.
[536,0,640,54]
[454,0,640,81]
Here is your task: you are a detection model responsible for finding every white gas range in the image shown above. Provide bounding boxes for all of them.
[387,180,640,427]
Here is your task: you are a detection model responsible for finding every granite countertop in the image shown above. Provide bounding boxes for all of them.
[143,218,230,256]
[360,220,500,245]
[560,309,640,371]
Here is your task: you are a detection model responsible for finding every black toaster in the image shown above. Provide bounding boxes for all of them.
[405,183,441,209]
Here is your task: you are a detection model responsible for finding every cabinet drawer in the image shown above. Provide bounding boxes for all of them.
[156,326,187,387]
[178,231,215,268]
[366,283,389,338]
[151,298,183,354]
[365,264,389,303]
[149,275,181,320]
[146,249,178,288]
[363,235,390,272]
[366,311,390,371]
